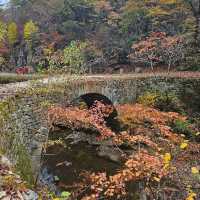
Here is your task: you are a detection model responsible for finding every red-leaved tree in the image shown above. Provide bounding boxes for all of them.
[129,32,164,71]
[160,35,185,72]
[129,32,185,72]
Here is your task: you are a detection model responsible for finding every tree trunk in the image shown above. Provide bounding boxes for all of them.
[167,56,172,74]
[27,43,33,66]
[17,47,26,67]
[9,47,16,70]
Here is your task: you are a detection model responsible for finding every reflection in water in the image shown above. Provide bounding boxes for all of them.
[40,115,139,199]
[40,131,120,195]
[39,167,58,194]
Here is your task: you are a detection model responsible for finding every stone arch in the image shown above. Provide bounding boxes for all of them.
[0,77,139,181]
[71,93,119,130]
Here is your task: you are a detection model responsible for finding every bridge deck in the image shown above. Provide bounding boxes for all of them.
[0,72,200,100]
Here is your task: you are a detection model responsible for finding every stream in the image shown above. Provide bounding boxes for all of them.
[40,127,139,199]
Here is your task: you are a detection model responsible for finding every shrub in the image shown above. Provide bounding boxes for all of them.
[138,91,184,113]
[48,50,64,71]
[155,92,184,113]
[137,91,158,107]
[0,56,5,65]
[171,119,193,138]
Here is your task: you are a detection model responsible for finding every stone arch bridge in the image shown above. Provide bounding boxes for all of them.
[1,73,200,180]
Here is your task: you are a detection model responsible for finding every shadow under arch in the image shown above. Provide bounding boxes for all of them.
[71,93,120,132]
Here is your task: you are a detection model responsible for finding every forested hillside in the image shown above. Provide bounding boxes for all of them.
[0,0,200,73]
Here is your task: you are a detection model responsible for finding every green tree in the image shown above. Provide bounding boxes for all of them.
[121,0,190,35]
[63,41,87,74]
[183,0,200,48]
[0,21,7,45]
[24,20,38,42]
[8,22,18,45]
[24,20,38,65]
[7,22,18,67]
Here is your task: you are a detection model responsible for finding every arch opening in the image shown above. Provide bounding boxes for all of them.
[71,93,120,131]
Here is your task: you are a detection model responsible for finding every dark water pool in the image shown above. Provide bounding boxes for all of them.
[40,129,139,199]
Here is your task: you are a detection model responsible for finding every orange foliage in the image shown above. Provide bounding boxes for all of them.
[117,104,186,143]
[118,104,186,125]
[82,150,167,200]
[48,102,200,200]
[114,132,160,151]
[48,101,115,139]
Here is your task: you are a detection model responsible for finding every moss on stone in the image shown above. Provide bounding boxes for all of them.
[0,96,34,185]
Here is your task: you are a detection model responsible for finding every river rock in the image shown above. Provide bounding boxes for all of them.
[97,145,123,163]
[22,190,38,200]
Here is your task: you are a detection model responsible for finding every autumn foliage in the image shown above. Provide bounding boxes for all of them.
[81,150,167,200]
[48,100,115,139]
[48,102,200,200]
[130,32,184,71]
